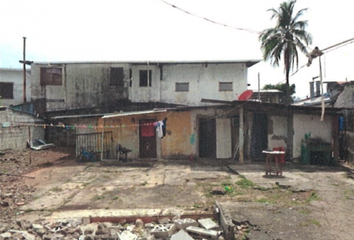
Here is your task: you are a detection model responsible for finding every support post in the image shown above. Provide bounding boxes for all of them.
[239,106,244,163]
[23,37,27,103]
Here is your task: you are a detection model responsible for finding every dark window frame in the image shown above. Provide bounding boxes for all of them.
[175,82,189,92]
[110,67,125,86]
[0,82,14,99]
[139,70,152,87]
[40,67,62,85]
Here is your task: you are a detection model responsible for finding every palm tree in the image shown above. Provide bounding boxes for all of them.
[259,0,312,104]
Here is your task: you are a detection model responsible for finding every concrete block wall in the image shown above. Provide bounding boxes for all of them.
[0,108,44,150]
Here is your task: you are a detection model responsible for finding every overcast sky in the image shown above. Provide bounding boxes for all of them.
[1,0,353,98]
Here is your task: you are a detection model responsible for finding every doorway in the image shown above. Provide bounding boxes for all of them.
[250,113,268,160]
[139,119,157,158]
[199,118,216,158]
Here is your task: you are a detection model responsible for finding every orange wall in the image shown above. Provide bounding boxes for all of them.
[97,111,193,159]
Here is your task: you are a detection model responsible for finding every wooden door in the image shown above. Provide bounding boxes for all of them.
[251,113,268,160]
[199,118,216,158]
[139,119,157,158]
[216,118,232,159]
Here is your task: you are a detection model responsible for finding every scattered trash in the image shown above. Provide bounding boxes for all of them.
[28,139,54,150]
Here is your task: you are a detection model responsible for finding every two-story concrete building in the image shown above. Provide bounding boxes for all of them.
[0,68,30,107]
[29,60,259,114]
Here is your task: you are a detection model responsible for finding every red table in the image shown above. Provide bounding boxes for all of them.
[262,150,286,176]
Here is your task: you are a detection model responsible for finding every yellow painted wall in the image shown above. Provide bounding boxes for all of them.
[97,111,193,159]
[160,111,192,158]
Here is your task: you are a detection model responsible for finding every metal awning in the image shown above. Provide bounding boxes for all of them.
[102,109,168,119]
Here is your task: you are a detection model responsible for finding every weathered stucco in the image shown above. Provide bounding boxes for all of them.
[0,108,44,150]
[0,69,31,106]
[334,82,354,108]
[293,113,333,159]
[31,63,129,112]
[96,107,234,160]
[98,111,193,159]
[129,63,247,105]
[267,115,287,150]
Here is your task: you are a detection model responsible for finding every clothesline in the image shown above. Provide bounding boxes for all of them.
[2,122,163,130]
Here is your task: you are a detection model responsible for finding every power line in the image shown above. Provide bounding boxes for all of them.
[291,37,354,77]
[159,0,261,34]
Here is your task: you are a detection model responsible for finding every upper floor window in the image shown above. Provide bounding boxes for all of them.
[40,68,62,85]
[0,82,14,99]
[110,67,124,86]
[176,82,189,92]
[219,82,233,91]
[139,70,152,87]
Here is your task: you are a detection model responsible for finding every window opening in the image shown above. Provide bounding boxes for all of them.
[110,67,124,86]
[219,82,233,91]
[176,82,189,92]
[139,70,152,87]
[0,82,14,99]
[40,68,62,85]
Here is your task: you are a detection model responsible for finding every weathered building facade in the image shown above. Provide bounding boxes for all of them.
[0,107,45,151]
[29,60,258,114]
[0,68,31,107]
[333,81,354,165]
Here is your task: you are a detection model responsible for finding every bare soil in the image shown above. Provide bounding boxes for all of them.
[1,147,354,240]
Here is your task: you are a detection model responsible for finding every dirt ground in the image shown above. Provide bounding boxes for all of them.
[1,147,354,240]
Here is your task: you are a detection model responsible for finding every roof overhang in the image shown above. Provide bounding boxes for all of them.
[32,59,261,68]
[102,109,168,119]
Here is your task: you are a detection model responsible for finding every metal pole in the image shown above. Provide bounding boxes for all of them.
[23,37,27,103]
[319,56,325,121]
[239,106,244,163]
[258,72,261,101]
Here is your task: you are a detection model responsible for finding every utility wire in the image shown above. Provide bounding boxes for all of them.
[160,0,261,34]
[291,37,354,77]
[160,0,353,82]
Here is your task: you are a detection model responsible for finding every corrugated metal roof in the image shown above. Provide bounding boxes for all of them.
[102,109,168,119]
[53,113,106,119]
[31,59,261,68]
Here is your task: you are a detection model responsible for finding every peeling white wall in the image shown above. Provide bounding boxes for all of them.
[268,115,287,150]
[130,63,248,105]
[31,63,129,112]
[0,68,31,106]
[293,113,333,158]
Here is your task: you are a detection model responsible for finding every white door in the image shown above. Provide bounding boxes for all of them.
[216,118,232,159]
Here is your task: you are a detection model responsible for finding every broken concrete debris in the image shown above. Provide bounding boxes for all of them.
[171,229,194,240]
[197,218,219,230]
[0,217,223,240]
[173,218,198,230]
[185,226,219,240]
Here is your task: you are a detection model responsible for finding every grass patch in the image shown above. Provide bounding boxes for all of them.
[299,219,321,227]
[298,208,311,215]
[306,191,320,202]
[255,198,276,204]
[91,195,105,201]
[236,176,255,189]
[50,187,63,192]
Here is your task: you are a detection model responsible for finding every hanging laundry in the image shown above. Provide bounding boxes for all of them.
[162,117,167,137]
[154,117,168,138]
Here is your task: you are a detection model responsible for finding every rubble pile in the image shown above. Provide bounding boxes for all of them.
[0,148,75,220]
[0,182,36,221]
[0,217,224,240]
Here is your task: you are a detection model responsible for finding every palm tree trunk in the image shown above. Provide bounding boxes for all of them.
[284,52,293,161]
